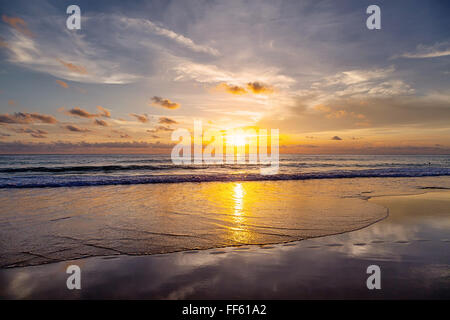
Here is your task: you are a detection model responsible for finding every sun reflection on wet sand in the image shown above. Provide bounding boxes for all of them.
[2,190,449,299]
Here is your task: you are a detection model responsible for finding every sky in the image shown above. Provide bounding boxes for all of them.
[0,0,449,154]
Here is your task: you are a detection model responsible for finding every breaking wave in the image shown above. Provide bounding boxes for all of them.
[0,167,449,188]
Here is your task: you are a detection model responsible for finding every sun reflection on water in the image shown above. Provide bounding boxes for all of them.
[229,183,252,244]
[233,183,244,215]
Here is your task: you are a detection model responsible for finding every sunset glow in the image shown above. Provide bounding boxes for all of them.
[0,1,448,156]
[226,133,248,147]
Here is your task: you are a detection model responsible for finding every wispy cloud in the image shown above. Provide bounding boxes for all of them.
[174,62,295,89]
[2,15,34,38]
[0,0,449,153]
[55,80,69,88]
[1,17,142,84]
[258,93,450,133]
[58,59,88,74]
[312,67,414,99]
[119,17,220,56]
[397,42,450,59]
[1,10,221,85]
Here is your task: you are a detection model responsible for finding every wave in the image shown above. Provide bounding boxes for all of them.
[0,164,202,173]
[0,167,449,188]
[0,162,445,173]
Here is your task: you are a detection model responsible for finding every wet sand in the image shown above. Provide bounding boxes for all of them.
[0,179,392,268]
[2,176,449,269]
[0,190,449,299]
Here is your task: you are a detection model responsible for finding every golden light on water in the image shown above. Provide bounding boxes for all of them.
[233,183,244,215]
[229,182,251,244]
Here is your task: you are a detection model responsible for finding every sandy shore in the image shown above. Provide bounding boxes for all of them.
[0,190,449,299]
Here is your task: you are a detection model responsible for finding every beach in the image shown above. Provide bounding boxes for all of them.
[0,176,449,299]
[1,0,450,305]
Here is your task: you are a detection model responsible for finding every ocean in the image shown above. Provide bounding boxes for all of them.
[0,154,449,188]
[0,154,449,269]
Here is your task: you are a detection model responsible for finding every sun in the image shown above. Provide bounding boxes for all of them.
[226,133,247,146]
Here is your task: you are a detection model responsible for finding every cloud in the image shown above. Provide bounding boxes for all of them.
[323,109,365,120]
[2,15,34,38]
[0,10,219,85]
[10,127,48,138]
[143,117,176,136]
[96,106,111,118]
[58,59,88,75]
[8,100,16,106]
[151,96,180,109]
[401,50,450,59]
[147,126,173,133]
[130,113,149,123]
[257,93,450,133]
[94,119,108,127]
[11,127,48,134]
[66,106,110,118]
[0,0,448,154]
[217,83,247,95]
[331,136,342,141]
[0,132,11,137]
[1,18,142,84]
[65,125,90,132]
[158,117,178,125]
[173,62,295,88]
[312,67,414,98]
[30,133,46,138]
[0,112,57,124]
[55,80,68,88]
[0,114,27,124]
[0,141,175,154]
[397,42,450,59]
[208,80,275,97]
[67,107,97,118]
[319,67,395,87]
[280,143,450,155]
[25,113,57,123]
[247,82,273,94]
[157,126,173,132]
[119,17,220,56]
[111,130,132,139]
[0,36,8,48]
